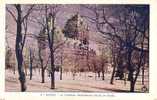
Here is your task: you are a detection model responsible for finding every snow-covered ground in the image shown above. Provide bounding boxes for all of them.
[5,69,149,92]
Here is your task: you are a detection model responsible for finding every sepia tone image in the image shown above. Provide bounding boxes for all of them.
[5,4,149,92]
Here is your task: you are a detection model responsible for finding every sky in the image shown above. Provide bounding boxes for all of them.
[6,4,103,53]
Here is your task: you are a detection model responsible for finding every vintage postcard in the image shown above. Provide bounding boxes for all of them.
[0,0,157,100]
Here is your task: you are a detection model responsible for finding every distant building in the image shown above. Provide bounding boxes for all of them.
[38,13,97,72]
[63,13,89,45]
[60,14,96,72]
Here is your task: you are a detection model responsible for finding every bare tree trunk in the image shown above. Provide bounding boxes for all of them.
[50,50,55,89]
[129,71,134,92]
[142,66,145,85]
[110,64,116,84]
[60,67,62,80]
[110,42,116,84]
[60,52,63,80]
[41,68,45,83]
[15,4,26,92]
[45,5,56,89]
[102,67,105,80]
[128,63,135,92]
[38,48,45,83]
[38,67,40,75]
[49,24,55,89]
[132,42,145,92]
[98,71,100,78]
[126,43,135,92]
[13,66,16,74]
[29,48,33,80]
[95,72,97,80]
[29,65,32,80]
[124,73,127,85]
[130,79,135,92]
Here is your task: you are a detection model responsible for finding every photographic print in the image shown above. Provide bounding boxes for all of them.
[5,4,149,92]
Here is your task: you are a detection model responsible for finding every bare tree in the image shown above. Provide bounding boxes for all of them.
[83,5,149,92]
[31,4,65,88]
[6,4,34,91]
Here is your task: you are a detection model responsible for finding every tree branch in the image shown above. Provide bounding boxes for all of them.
[6,6,17,22]
[53,40,66,52]
[22,5,35,22]
[22,17,28,51]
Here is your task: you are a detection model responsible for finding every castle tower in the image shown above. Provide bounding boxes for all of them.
[63,13,89,45]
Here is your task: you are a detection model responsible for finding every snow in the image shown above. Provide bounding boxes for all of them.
[5,69,148,92]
